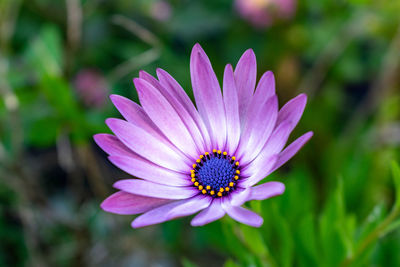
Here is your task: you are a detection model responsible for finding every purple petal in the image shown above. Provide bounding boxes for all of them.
[271,131,313,172]
[108,155,192,186]
[110,94,164,139]
[240,155,278,187]
[157,68,212,150]
[191,198,225,226]
[139,71,207,154]
[166,195,211,220]
[237,95,278,164]
[234,49,257,125]
[94,133,136,157]
[230,188,251,206]
[106,118,189,171]
[223,64,241,155]
[134,78,198,158]
[113,179,197,199]
[222,200,263,227]
[231,182,285,206]
[131,195,211,228]
[242,121,292,174]
[253,71,276,101]
[250,181,285,200]
[131,200,184,228]
[101,191,171,215]
[190,43,227,149]
[277,94,307,133]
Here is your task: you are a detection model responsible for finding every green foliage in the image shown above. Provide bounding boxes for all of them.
[1,0,400,266]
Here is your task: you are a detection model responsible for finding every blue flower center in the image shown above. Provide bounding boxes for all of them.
[190,150,241,197]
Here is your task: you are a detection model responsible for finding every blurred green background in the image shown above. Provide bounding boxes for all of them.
[1,0,400,266]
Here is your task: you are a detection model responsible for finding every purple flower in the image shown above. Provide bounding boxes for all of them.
[95,44,312,228]
[74,69,109,108]
[235,0,297,28]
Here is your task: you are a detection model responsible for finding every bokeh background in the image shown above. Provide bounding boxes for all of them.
[1,0,400,266]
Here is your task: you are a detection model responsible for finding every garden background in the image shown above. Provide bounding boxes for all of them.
[1,0,400,266]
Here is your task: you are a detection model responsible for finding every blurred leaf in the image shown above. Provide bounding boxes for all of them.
[27,116,60,147]
[391,161,400,209]
[294,213,319,267]
[239,225,268,257]
[25,24,63,77]
[181,257,199,267]
[319,177,353,267]
[223,259,241,267]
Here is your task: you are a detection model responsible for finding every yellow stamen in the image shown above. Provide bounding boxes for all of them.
[235,161,240,166]
[217,192,222,197]
[219,188,224,193]
[198,185,203,190]
[210,190,215,195]
[217,150,221,154]
[225,187,230,191]
[206,185,211,190]
[205,152,209,155]
[223,151,227,156]
[196,159,201,163]
[234,175,239,180]
[190,169,195,173]
[194,182,199,186]
[191,178,196,182]
[202,189,207,194]
[231,156,236,161]
[236,170,240,175]
[192,164,197,168]
[212,149,217,153]
[229,182,234,187]
[191,173,195,178]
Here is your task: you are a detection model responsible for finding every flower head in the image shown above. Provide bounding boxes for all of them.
[95,44,312,228]
[235,0,297,28]
[74,69,109,108]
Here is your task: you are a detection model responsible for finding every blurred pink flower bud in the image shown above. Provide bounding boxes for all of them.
[235,0,296,28]
[150,0,172,22]
[74,69,109,109]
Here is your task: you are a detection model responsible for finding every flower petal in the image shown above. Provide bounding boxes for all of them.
[234,49,257,125]
[139,71,207,154]
[190,43,227,149]
[100,191,171,215]
[106,118,189,171]
[222,201,263,227]
[242,121,292,176]
[191,198,225,226]
[237,95,278,164]
[110,94,164,139]
[253,71,275,101]
[93,133,136,157]
[240,155,278,188]
[277,93,307,133]
[250,181,285,200]
[223,64,241,155]
[157,68,212,150]
[231,182,285,206]
[131,200,184,228]
[113,179,197,199]
[271,131,313,172]
[166,195,212,220]
[131,195,211,228]
[108,155,192,186]
[134,78,198,158]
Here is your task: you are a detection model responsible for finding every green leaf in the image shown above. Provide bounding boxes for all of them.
[319,177,353,267]
[181,258,199,267]
[223,259,241,267]
[25,24,63,77]
[239,225,268,257]
[391,161,400,209]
